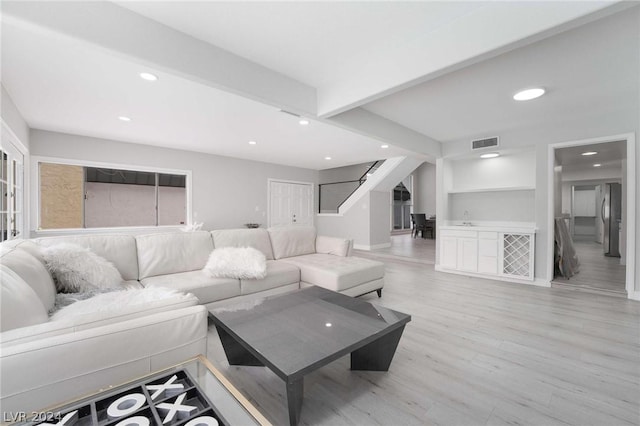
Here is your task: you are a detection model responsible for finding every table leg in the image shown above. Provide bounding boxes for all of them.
[215,325,264,366]
[286,377,303,426]
[351,325,405,371]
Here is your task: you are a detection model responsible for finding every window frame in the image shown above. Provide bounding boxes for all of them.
[32,156,192,235]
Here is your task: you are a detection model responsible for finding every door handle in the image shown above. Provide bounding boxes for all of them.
[601,198,605,224]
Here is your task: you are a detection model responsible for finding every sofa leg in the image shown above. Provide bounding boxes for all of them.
[376,289,382,298]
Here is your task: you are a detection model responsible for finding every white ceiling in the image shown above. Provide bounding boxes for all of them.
[1,1,636,170]
[363,8,639,144]
[0,18,412,170]
[115,1,487,90]
[556,140,626,168]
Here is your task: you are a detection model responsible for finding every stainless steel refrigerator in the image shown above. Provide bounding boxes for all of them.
[602,183,621,257]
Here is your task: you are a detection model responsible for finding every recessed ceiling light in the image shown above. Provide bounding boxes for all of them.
[513,88,545,101]
[139,72,158,81]
[381,144,389,149]
[325,323,332,327]
[593,163,601,167]
[299,119,309,125]
[248,140,257,145]
[581,151,598,156]
[324,156,332,160]
[118,116,131,122]
[480,152,500,159]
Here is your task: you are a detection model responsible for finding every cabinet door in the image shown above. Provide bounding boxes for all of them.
[457,238,478,272]
[440,236,458,269]
[478,256,498,274]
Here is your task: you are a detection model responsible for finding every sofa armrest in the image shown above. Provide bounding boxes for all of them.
[316,235,352,257]
[0,305,207,413]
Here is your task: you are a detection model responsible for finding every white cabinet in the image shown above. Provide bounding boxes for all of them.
[457,238,478,272]
[440,236,458,269]
[439,227,535,283]
[439,229,477,272]
[477,232,498,274]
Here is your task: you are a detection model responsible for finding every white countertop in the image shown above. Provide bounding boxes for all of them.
[440,223,536,233]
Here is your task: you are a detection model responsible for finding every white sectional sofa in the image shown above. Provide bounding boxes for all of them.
[0,226,384,413]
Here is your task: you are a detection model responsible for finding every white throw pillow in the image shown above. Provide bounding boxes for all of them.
[203,247,267,280]
[43,243,123,293]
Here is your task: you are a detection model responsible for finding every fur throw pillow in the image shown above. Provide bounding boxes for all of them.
[203,247,267,280]
[50,287,193,320]
[42,243,123,293]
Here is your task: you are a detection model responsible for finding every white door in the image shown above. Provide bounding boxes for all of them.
[0,134,25,242]
[269,180,313,227]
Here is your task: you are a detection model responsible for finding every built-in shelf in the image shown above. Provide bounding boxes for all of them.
[447,186,535,194]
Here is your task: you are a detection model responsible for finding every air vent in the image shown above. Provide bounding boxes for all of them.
[279,109,301,118]
[471,137,499,150]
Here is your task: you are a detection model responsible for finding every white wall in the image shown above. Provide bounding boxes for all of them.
[370,190,391,246]
[318,163,371,184]
[1,85,30,150]
[316,190,391,249]
[29,130,318,232]
[317,193,372,247]
[448,149,536,191]
[448,190,535,222]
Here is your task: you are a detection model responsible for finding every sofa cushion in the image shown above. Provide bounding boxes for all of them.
[211,229,275,260]
[0,266,49,332]
[1,239,45,263]
[268,226,316,260]
[37,235,139,281]
[136,231,213,279]
[279,254,385,292]
[141,271,240,304]
[240,260,300,295]
[0,247,56,312]
[42,243,124,293]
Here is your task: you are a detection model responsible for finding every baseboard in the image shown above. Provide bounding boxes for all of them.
[628,291,640,301]
[353,242,392,251]
[434,264,550,287]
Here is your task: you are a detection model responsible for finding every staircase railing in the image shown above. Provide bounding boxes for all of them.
[318,160,383,214]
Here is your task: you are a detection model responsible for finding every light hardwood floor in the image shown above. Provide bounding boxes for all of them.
[362,233,436,265]
[207,258,640,426]
[552,237,627,297]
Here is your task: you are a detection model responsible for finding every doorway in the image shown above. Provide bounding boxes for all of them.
[549,136,635,298]
[392,179,412,232]
[268,179,314,227]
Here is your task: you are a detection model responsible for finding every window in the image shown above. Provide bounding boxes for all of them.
[38,161,189,230]
[1,142,24,241]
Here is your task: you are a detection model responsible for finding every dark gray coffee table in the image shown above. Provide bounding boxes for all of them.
[208,286,411,426]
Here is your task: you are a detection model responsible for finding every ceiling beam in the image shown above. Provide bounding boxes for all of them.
[1,1,317,116]
[327,108,441,162]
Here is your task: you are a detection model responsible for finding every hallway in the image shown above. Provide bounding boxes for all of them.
[552,237,626,297]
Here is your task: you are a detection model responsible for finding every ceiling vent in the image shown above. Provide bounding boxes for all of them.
[471,136,499,150]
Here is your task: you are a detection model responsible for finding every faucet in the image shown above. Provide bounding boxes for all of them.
[462,210,472,226]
